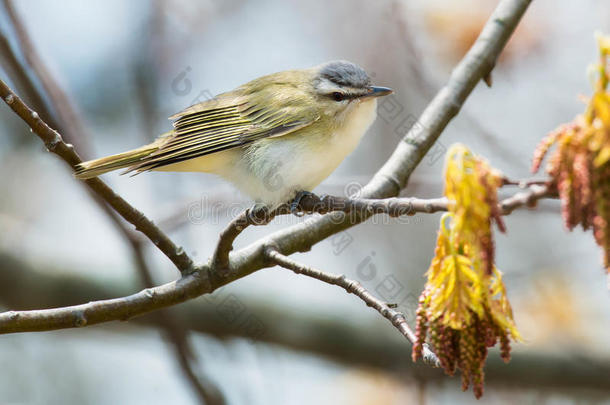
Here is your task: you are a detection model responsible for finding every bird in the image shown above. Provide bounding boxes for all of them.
[75,60,393,207]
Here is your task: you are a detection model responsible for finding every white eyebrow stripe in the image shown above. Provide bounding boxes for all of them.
[314,78,340,93]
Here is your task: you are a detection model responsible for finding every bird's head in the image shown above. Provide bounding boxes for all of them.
[310,60,393,121]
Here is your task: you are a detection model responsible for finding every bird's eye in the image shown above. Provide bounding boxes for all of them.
[332,92,344,102]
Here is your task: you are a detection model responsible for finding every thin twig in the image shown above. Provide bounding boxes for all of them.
[211,207,277,271]
[0,85,209,398]
[264,247,441,367]
[2,0,191,273]
[499,184,556,214]
[286,194,449,217]
[390,0,528,170]
[0,1,140,247]
[210,182,551,273]
[501,176,551,187]
[288,186,554,218]
[209,195,447,273]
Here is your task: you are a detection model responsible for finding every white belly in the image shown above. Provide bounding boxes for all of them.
[161,98,378,206]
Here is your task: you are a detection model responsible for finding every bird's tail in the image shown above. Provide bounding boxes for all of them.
[74,135,170,179]
[74,144,156,179]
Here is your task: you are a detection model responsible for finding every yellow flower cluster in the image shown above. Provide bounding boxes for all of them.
[532,34,610,272]
[412,144,520,399]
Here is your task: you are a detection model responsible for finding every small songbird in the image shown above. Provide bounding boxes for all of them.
[75,61,392,206]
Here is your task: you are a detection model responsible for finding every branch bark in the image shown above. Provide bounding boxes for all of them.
[281,185,555,217]
[210,182,554,277]
[0,80,193,274]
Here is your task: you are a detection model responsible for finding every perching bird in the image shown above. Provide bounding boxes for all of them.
[75,61,392,206]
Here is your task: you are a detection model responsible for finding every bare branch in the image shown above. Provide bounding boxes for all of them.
[288,184,555,218]
[0,79,193,274]
[210,181,549,273]
[264,247,441,368]
[0,73,220,401]
[0,270,211,333]
[366,0,532,197]
[211,181,553,265]
[212,206,279,271]
[0,252,607,393]
[3,254,610,393]
[289,194,449,217]
[499,184,556,215]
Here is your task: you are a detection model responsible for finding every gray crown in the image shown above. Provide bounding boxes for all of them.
[319,61,371,89]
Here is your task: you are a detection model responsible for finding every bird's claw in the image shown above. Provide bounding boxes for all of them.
[247,203,270,224]
[290,191,318,216]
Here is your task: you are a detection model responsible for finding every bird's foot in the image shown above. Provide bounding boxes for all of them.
[289,191,322,216]
[247,202,271,225]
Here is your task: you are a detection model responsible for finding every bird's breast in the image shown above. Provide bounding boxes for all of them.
[233,98,378,205]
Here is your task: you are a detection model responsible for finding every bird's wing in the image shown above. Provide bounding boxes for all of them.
[127,92,319,172]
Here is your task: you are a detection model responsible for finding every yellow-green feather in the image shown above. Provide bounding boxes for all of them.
[75,67,324,178]
[74,136,167,179]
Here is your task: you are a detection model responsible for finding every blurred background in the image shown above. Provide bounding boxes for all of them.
[0,0,609,404]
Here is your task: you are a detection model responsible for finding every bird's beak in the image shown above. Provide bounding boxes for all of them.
[362,86,393,98]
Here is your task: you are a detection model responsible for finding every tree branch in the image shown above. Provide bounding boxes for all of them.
[211,206,279,271]
[264,247,441,368]
[209,182,554,276]
[294,184,555,217]
[0,79,193,274]
[499,184,556,214]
